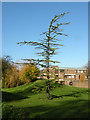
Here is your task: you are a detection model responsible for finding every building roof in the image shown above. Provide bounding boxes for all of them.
[41,66,87,71]
[59,67,87,70]
[64,74,76,75]
[58,79,64,81]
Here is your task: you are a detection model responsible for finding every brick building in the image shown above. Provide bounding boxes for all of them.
[40,66,88,84]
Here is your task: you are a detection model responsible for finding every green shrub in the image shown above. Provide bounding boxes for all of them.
[2,102,26,120]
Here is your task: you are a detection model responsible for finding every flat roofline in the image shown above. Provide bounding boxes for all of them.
[41,67,87,70]
[59,67,87,70]
[64,74,76,75]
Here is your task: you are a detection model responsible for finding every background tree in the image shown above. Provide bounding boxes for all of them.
[80,73,85,82]
[19,63,40,84]
[1,56,21,88]
[2,56,13,79]
[3,65,19,88]
[17,12,70,99]
[2,56,13,87]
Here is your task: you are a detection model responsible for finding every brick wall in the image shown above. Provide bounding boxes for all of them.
[72,80,88,88]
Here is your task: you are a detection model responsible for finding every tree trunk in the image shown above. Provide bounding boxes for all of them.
[46,66,50,99]
[47,84,50,99]
[46,28,50,100]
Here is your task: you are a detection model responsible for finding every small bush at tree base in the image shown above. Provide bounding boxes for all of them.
[31,79,64,93]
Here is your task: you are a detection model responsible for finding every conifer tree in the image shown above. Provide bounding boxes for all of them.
[17,12,70,99]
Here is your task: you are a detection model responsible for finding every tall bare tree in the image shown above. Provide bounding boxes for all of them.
[17,12,70,99]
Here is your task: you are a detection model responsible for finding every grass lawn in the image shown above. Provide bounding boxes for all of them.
[2,80,89,119]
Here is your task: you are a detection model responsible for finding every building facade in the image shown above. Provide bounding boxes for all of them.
[40,66,88,83]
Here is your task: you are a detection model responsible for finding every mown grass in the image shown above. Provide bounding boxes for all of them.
[2,79,89,119]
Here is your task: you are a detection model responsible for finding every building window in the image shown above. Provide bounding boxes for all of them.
[60,69,64,73]
[85,76,87,79]
[64,76,67,78]
[72,75,74,78]
[84,70,86,73]
[68,76,71,78]
[56,75,58,77]
[81,71,83,73]
[55,69,58,74]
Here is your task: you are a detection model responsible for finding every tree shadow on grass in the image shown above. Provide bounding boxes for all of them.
[2,91,29,102]
[50,90,88,100]
[21,99,88,119]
